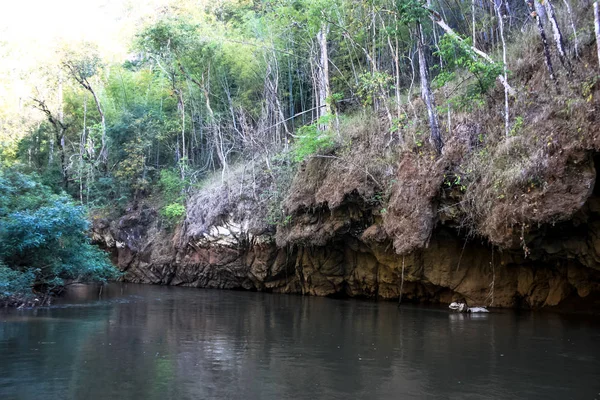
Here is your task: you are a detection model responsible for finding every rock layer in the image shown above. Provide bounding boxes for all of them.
[93,194,600,310]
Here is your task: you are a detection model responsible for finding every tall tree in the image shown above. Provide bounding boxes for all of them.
[62,47,107,166]
[595,2,600,69]
[543,0,571,73]
[526,0,556,82]
[417,24,442,153]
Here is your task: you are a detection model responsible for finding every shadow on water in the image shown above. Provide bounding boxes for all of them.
[1,283,599,400]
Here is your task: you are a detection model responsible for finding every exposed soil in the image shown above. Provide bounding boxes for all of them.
[92,42,600,311]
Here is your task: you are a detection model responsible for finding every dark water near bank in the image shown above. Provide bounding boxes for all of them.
[1,284,599,400]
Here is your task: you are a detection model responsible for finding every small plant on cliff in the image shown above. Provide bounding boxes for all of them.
[157,169,187,226]
[158,169,186,203]
[162,202,186,224]
[292,115,335,162]
[260,152,297,227]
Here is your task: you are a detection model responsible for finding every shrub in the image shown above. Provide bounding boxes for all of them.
[157,169,187,226]
[0,165,119,300]
[0,263,35,299]
[158,169,186,203]
[161,202,186,223]
[433,35,504,111]
[292,115,335,162]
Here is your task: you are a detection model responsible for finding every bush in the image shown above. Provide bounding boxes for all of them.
[161,202,186,223]
[158,169,186,203]
[0,263,35,299]
[157,169,187,225]
[0,165,119,300]
[292,115,335,162]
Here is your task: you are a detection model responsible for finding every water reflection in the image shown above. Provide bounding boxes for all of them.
[1,284,599,399]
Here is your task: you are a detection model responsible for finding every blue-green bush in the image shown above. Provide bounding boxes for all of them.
[0,166,119,300]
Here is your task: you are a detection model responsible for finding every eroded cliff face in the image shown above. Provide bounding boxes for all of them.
[92,92,600,310]
[92,154,600,310]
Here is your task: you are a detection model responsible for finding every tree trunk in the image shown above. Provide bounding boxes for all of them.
[80,96,87,204]
[425,7,516,96]
[316,23,331,123]
[201,73,228,181]
[177,88,186,180]
[472,0,477,47]
[88,85,107,165]
[595,2,600,69]
[32,98,67,188]
[562,0,579,58]
[496,1,510,137]
[56,71,63,167]
[417,24,442,154]
[385,22,401,120]
[544,0,571,73]
[526,0,556,82]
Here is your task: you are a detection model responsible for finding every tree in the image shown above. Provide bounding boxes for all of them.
[31,97,69,188]
[417,23,442,153]
[543,0,571,74]
[526,0,556,82]
[0,165,118,302]
[62,45,108,166]
[595,2,600,69]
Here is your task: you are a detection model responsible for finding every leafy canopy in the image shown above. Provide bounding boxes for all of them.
[0,165,118,300]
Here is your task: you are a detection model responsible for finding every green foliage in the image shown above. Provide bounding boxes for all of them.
[0,263,35,299]
[158,169,186,204]
[396,0,428,24]
[61,43,104,81]
[262,188,292,227]
[114,136,151,195]
[443,173,467,192]
[292,115,335,162]
[356,71,393,107]
[510,116,524,136]
[0,165,118,300]
[161,202,186,223]
[433,35,504,110]
[157,169,187,225]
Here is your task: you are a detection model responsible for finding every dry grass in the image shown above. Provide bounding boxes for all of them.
[182,1,600,255]
[184,155,296,242]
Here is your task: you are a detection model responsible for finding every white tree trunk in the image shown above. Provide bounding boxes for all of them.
[80,96,87,204]
[534,0,547,23]
[417,24,442,154]
[316,23,331,121]
[595,2,600,69]
[526,0,556,82]
[178,89,186,179]
[562,0,579,58]
[496,1,510,137]
[544,0,571,72]
[201,74,228,182]
[472,0,477,47]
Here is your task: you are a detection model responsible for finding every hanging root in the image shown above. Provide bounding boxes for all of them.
[398,256,405,306]
[485,247,496,307]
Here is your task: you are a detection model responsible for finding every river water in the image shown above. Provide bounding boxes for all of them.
[0,283,599,400]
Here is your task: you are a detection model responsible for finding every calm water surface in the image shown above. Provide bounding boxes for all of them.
[1,283,599,400]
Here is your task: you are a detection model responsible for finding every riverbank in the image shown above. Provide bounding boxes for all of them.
[92,125,600,311]
[91,8,600,311]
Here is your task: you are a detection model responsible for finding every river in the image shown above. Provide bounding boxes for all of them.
[0,283,599,399]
